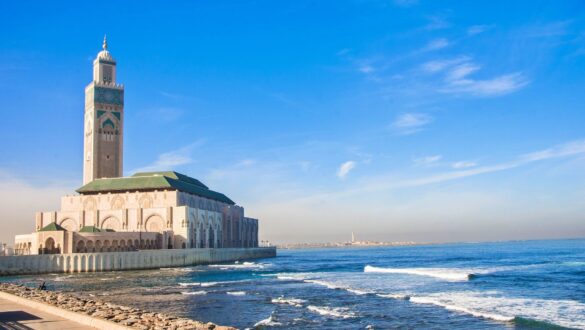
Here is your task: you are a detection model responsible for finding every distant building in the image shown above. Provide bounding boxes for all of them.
[14,37,259,255]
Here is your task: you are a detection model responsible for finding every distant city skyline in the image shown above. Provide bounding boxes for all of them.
[1,1,584,244]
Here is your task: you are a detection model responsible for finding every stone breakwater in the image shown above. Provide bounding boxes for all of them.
[0,283,235,330]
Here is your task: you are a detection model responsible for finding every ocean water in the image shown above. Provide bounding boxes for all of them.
[3,239,585,329]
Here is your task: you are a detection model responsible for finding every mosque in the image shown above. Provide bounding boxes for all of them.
[14,38,259,255]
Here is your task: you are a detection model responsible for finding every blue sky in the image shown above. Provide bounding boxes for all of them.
[1,1,584,243]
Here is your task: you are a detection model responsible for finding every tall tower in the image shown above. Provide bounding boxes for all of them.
[83,36,124,184]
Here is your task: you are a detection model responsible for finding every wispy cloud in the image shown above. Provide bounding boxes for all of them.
[452,161,478,169]
[414,155,442,167]
[467,25,491,36]
[359,64,375,74]
[520,140,585,162]
[424,15,450,31]
[423,57,529,97]
[130,140,205,173]
[283,139,585,205]
[337,161,356,179]
[421,57,469,73]
[443,72,529,97]
[424,38,450,51]
[391,113,433,135]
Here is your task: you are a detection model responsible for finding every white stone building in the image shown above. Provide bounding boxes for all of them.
[14,38,259,255]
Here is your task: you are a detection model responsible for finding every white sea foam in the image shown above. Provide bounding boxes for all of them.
[407,291,585,329]
[181,290,207,295]
[303,279,342,290]
[208,262,268,270]
[409,296,513,322]
[276,275,300,281]
[271,296,307,307]
[346,288,373,295]
[179,282,201,287]
[199,279,249,287]
[227,291,246,296]
[376,293,410,300]
[307,305,356,319]
[254,313,281,327]
[364,265,472,281]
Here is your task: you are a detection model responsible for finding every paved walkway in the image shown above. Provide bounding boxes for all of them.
[0,297,93,330]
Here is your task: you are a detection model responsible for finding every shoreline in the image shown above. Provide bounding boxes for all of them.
[0,283,235,330]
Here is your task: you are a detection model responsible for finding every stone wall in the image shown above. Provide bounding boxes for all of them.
[0,247,276,276]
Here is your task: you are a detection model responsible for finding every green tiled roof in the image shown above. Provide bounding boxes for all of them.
[39,222,66,232]
[76,171,235,205]
[79,226,102,233]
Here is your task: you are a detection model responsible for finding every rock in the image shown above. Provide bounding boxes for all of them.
[0,283,231,330]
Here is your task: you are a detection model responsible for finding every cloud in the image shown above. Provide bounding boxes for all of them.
[130,140,205,173]
[391,113,433,135]
[467,25,491,35]
[421,57,469,73]
[414,155,442,167]
[278,139,585,206]
[424,16,450,31]
[443,72,529,97]
[424,38,450,51]
[337,161,356,179]
[520,140,585,162]
[452,161,478,169]
[423,57,529,97]
[446,62,481,81]
[359,65,375,74]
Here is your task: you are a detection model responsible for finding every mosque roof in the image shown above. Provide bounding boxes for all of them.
[39,222,66,232]
[76,171,235,205]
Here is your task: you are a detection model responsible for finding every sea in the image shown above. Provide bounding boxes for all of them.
[2,239,585,329]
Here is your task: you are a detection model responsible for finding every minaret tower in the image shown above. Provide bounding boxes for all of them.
[83,36,124,184]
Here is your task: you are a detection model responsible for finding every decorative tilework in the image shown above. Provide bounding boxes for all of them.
[94,87,124,105]
[102,118,115,129]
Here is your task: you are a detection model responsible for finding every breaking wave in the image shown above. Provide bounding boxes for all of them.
[227,291,246,296]
[208,262,269,270]
[179,280,250,288]
[271,296,307,307]
[307,305,356,319]
[181,290,207,295]
[364,265,473,281]
[409,296,514,322]
[405,291,585,329]
[254,312,282,327]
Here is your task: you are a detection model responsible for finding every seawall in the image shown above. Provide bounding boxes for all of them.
[0,247,276,276]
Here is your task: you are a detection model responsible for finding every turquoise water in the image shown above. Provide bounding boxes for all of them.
[4,239,585,329]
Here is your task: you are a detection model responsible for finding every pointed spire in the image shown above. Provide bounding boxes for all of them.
[102,34,108,50]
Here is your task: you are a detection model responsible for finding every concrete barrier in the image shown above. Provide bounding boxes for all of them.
[0,247,276,276]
